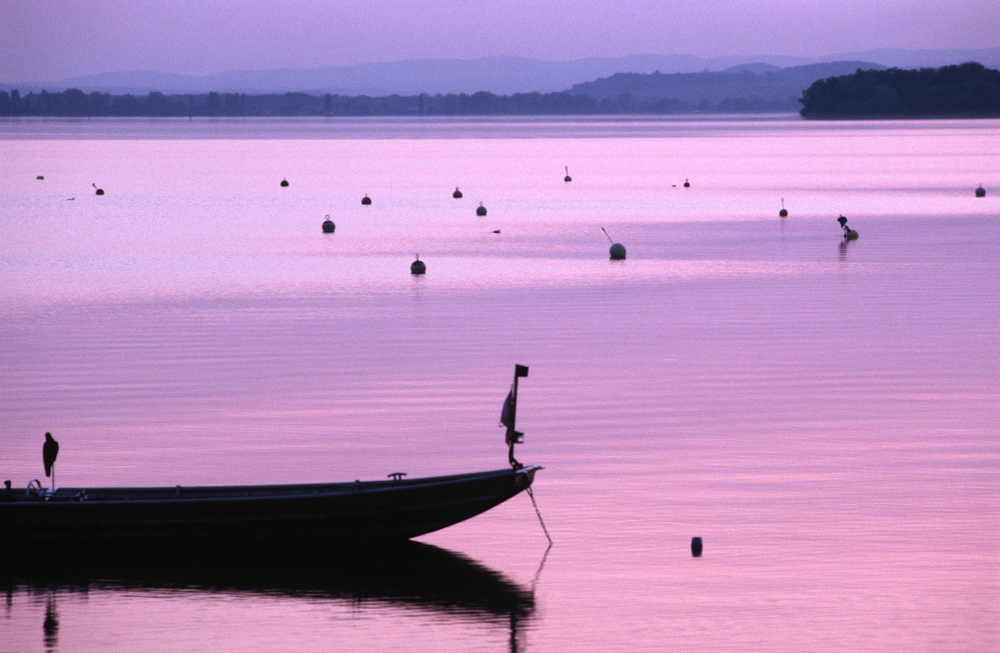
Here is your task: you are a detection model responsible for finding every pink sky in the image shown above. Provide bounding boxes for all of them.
[2,0,998,82]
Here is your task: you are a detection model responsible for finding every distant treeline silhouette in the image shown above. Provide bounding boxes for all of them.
[800,62,1000,117]
[0,88,770,117]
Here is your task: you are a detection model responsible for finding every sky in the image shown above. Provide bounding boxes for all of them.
[2,0,998,82]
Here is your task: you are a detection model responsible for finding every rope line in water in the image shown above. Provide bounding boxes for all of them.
[526,486,553,545]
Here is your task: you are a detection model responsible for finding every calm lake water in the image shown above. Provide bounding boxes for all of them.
[2,116,998,652]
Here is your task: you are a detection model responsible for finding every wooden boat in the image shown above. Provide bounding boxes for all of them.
[0,466,539,547]
[2,365,539,549]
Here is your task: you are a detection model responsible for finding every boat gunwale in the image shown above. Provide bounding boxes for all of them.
[2,466,541,504]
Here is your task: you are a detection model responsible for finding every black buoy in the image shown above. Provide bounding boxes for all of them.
[43,432,59,490]
[92,183,104,195]
[281,178,289,187]
[453,187,463,199]
[837,215,858,240]
[691,537,703,557]
[779,198,788,218]
[683,178,690,188]
[564,166,572,182]
[975,185,986,197]
[322,215,335,233]
[602,227,626,260]
[410,254,426,275]
[36,175,44,180]
[476,203,487,216]
[361,195,372,205]
[492,229,500,234]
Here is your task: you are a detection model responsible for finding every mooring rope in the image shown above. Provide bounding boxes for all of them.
[526,486,553,546]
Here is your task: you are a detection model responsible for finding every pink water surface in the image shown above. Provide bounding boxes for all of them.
[2,117,998,652]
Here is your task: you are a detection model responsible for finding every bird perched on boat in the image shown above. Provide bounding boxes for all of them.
[43,432,59,486]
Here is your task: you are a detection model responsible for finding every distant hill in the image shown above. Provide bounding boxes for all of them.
[800,62,1000,117]
[568,62,888,112]
[3,47,998,97]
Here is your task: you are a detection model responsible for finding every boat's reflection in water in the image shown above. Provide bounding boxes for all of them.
[4,540,537,652]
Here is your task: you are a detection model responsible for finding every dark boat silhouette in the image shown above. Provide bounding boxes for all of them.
[1,466,539,549]
[2,366,539,551]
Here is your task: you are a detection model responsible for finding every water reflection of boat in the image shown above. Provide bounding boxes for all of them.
[4,540,537,651]
[4,539,535,622]
[1,466,540,549]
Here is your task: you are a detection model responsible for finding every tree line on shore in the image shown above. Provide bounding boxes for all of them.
[0,87,762,117]
[2,63,997,117]
[799,62,1000,117]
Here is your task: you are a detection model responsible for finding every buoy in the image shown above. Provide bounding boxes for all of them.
[453,187,463,199]
[476,203,487,216]
[410,255,426,275]
[92,183,104,195]
[602,227,626,260]
[362,195,372,205]
[691,537,703,557]
[322,215,335,233]
[492,229,500,234]
[683,179,690,188]
[564,166,572,182]
[837,215,858,240]
[779,198,788,217]
[976,185,986,197]
[36,175,44,180]
[281,178,289,187]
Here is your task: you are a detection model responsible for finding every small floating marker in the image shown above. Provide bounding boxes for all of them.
[837,215,859,240]
[779,198,788,218]
[975,185,986,197]
[280,178,289,187]
[410,254,426,275]
[691,537,703,557]
[453,187,463,199]
[602,227,626,260]
[36,175,44,180]
[361,194,372,205]
[92,183,104,196]
[476,202,487,216]
[564,166,572,182]
[492,229,500,234]
[322,215,335,233]
[683,178,690,188]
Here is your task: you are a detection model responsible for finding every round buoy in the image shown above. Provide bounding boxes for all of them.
[609,243,626,260]
[322,215,335,233]
[564,166,572,182]
[691,537,703,557]
[36,175,44,180]
[844,229,859,240]
[476,203,487,216]
[362,195,372,205]
[92,183,104,196]
[976,185,986,197]
[779,198,788,217]
[410,255,426,275]
[683,179,690,188]
[453,187,463,199]
[281,179,289,187]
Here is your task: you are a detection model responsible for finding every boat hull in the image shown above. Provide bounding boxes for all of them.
[0,467,539,547]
